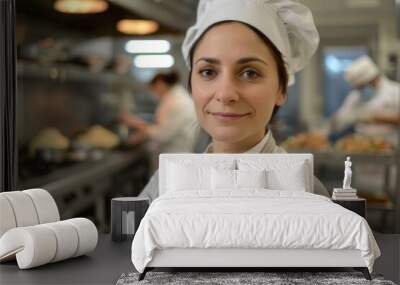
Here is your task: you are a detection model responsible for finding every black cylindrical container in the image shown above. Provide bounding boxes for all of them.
[111,197,149,242]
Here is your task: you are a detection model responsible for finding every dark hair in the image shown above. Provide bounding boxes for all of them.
[150,71,180,87]
[187,21,288,118]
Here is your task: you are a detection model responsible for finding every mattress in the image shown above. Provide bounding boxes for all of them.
[131,190,380,273]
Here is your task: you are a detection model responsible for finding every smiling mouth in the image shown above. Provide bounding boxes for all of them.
[207,111,251,120]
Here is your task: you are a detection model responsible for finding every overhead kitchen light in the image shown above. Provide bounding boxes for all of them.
[346,0,379,8]
[117,19,159,35]
[134,55,174,68]
[125,40,170,54]
[54,0,108,14]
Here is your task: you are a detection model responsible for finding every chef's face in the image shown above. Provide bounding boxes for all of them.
[190,22,286,145]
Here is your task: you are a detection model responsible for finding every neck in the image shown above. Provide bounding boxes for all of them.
[212,129,266,153]
[370,76,381,88]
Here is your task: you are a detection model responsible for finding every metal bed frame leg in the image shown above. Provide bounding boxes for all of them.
[138,268,148,281]
[354,267,371,280]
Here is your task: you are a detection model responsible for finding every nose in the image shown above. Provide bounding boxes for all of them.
[214,73,239,105]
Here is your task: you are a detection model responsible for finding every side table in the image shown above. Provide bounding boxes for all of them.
[332,198,366,218]
[111,197,150,242]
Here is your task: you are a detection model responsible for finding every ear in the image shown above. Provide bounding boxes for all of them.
[275,92,287,107]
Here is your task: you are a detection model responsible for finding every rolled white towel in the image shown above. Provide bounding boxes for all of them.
[0,226,57,269]
[0,195,17,237]
[42,221,79,262]
[23,189,60,224]
[0,218,98,269]
[0,189,60,239]
[66,218,98,257]
[0,191,39,227]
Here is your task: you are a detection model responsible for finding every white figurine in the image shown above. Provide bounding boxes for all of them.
[343,156,352,189]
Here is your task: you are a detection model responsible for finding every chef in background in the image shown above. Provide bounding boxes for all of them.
[331,56,400,144]
[119,71,199,168]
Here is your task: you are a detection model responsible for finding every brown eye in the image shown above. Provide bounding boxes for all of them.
[241,69,260,81]
[199,69,217,80]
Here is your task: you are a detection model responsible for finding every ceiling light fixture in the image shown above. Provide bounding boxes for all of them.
[125,40,170,54]
[54,0,108,14]
[117,19,159,35]
[134,55,174,68]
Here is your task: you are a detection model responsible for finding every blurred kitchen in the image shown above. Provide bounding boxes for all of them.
[14,0,400,233]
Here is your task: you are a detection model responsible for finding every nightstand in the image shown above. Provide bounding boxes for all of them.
[332,198,366,218]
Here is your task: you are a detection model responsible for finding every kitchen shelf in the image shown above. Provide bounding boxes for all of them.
[17,61,147,89]
[315,151,397,166]
[287,149,396,164]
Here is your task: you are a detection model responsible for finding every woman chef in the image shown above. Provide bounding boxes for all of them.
[139,0,330,200]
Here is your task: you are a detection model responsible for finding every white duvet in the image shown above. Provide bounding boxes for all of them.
[131,190,380,273]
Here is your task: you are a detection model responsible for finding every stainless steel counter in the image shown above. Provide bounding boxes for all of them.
[18,149,150,230]
[19,150,142,192]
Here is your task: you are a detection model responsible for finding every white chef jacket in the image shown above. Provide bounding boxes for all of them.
[147,84,199,153]
[334,76,400,135]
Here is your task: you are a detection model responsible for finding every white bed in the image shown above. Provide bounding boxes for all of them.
[131,154,380,280]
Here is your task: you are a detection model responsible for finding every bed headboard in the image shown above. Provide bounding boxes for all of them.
[159,153,314,196]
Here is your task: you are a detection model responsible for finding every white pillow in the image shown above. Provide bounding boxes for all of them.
[211,168,236,190]
[238,159,309,192]
[167,160,235,192]
[266,167,307,191]
[236,169,267,189]
[167,162,210,191]
[211,169,268,190]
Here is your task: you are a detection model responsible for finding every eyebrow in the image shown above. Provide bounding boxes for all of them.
[194,57,268,66]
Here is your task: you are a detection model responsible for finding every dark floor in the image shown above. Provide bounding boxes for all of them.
[373,233,400,284]
[0,233,399,285]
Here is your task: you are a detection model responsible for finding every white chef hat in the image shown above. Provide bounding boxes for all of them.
[344,56,380,87]
[181,0,320,86]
